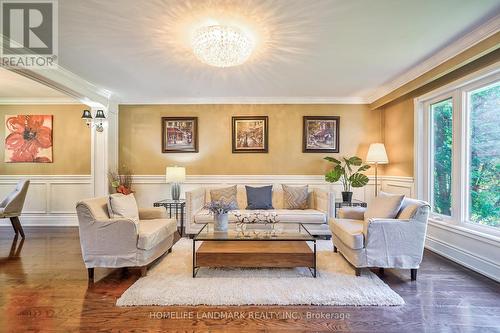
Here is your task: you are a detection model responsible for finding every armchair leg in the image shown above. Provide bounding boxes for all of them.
[355,268,361,276]
[411,269,417,281]
[140,266,147,277]
[10,217,25,238]
[333,246,337,253]
[87,268,94,282]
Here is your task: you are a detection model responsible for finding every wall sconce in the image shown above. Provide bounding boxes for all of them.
[81,109,106,132]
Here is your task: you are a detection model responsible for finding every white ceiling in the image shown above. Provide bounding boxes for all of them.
[0,68,76,101]
[31,1,500,102]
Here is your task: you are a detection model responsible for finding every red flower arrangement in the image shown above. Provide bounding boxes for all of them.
[5,115,53,163]
[108,170,134,195]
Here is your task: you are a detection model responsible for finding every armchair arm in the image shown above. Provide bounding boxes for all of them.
[312,188,335,219]
[185,188,206,234]
[79,218,138,258]
[364,218,426,268]
[338,207,366,220]
[139,207,168,220]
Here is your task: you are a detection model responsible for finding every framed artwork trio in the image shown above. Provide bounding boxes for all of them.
[161,115,340,154]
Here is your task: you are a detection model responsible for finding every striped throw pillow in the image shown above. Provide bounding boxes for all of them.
[210,185,239,209]
[282,185,309,209]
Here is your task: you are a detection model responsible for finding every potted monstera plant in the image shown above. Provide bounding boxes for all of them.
[324,156,370,202]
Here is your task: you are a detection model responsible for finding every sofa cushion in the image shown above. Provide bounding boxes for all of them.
[210,185,239,209]
[137,218,177,251]
[194,209,326,224]
[330,218,365,250]
[282,184,309,209]
[245,185,274,210]
[364,191,404,222]
[107,193,139,223]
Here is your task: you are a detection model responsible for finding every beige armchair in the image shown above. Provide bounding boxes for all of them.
[329,198,430,280]
[0,180,30,238]
[76,196,177,281]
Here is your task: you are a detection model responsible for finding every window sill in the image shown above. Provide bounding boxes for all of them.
[428,218,500,246]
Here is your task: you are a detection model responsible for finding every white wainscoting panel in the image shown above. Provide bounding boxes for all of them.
[130,175,414,208]
[0,175,93,226]
[426,221,500,282]
[0,174,415,227]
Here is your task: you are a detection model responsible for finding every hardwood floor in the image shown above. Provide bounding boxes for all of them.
[0,227,499,332]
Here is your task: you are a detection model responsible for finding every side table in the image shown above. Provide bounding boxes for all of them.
[153,199,186,236]
[334,198,367,217]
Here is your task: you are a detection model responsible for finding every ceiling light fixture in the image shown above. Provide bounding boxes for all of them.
[191,25,254,67]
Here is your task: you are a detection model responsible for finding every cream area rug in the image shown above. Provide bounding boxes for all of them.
[117,239,404,306]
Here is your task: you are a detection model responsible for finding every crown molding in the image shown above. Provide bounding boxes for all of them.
[119,96,369,105]
[0,97,82,104]
[366,14,500,104]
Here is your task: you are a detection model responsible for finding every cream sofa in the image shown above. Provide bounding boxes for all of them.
[76,196,177,281]
[329,197,430,280]
[185,185,335,236]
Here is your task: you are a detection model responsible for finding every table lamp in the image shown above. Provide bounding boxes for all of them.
[166,166,186,201]
[366,143,388,196]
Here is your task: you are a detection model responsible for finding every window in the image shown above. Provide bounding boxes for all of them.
[431,98,453,216]
[416,66,500,233]
[467,82,500,228]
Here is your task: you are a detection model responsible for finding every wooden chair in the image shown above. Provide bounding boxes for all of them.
[0,180,30,238]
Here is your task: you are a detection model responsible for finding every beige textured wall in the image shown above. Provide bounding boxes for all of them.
[381,99,414,176]
[0,104,91,175]
[119,104,381,175]
[381,51,500,177]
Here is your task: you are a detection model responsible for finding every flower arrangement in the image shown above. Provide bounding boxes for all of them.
[108,169,133,195]
[203,199,237,215]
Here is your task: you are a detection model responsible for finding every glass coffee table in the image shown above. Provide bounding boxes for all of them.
[193,223,317,278]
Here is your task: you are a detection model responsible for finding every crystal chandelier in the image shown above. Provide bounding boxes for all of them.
[191,25,254,67]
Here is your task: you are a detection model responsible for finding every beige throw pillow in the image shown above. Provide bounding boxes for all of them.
[107,193,139,223]
[282,184,309,209]
[364,191,404,222]
[210,185,239,209]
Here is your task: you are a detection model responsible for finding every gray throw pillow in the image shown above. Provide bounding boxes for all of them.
[282,184,309,209]
[245,185,274,210]
[210,185,239,209]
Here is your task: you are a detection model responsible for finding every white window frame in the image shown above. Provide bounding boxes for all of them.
[415,62,500,238]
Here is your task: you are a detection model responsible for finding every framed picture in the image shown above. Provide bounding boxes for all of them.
[232,116,268,153]
[4,115,53,163]
[303,116,340,153]
[161,117,198,153]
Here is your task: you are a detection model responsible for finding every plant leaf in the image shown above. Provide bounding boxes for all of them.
[343,158,352,172]
[357,164,371,172]
[349,173,370,187]
[325,167,342,183]
[348,156,362,166]
[324,156,341,164]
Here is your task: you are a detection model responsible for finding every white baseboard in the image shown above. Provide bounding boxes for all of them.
[425,236,499,282]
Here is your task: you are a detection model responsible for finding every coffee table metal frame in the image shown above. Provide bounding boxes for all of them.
[192,223,317,278]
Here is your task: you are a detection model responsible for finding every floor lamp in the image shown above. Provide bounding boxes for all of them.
[366,143,389,196]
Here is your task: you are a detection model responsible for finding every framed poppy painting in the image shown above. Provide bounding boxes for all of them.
[4,115,53,163]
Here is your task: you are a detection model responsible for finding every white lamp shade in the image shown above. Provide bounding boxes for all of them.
[165,166,186,183]
[366,143,389,164]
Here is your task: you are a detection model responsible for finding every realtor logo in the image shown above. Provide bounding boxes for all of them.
[1,0,58,67]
